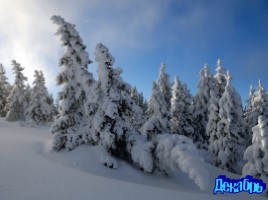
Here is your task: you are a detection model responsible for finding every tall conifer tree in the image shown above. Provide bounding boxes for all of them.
[5,60,28,121]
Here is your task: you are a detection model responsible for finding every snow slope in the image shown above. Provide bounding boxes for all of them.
[0,118,265,200]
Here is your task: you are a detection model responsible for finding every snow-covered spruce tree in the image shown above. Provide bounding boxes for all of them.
[130,87,146,128]
[50,15,94,150]
[142,98,148,114]
[244,81,268,148]
[131,86,139,105]
[131,87,146,111]
[51,97,60,119]
[24,84,32,109]
[170,76,194,139]
[206,88,221,163]
[139,93,146,111]
[141,63,171,139]
[243,84,256,147]
[94,43,146,167]
[253,80,268,116]
[214,59,227,96]
[157,63,172,110]
[0,64,10,117]
[47,93,57,118]
[25,70,53,125]
[5,60,28,121]
[215,71,245,173]
[242,115,268,195]
[137,92,148,119]
[192,64,215,149]
[141,81,170,139]
[244,84,255,119]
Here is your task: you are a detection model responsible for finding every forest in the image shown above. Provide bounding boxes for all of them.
[0,15,267,192]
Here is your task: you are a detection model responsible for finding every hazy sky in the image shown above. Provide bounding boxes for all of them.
[1,0,268,103]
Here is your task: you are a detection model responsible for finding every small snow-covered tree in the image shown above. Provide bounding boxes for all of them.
[141,81,170,139]
[244,84,255,119]
[129,87,146,129]
[25,70,53,125]
[141,63,171,139]
[244,84,256,147]
[5,60,28,121]
[157,63,172,110]
[215,71,245,173]
[243,115,268,195]
[193,64,215,149]
[214,59,227,96]
[244,81,268,148]
[50,15,94,150]
[253,80,268,117]
[207,88,221,163]
[131,87,146,111]
[170,76,194,139]
[142,98,148,114]
[24,84,31,108]
[47,93,57,118]
[131,86,139,105]
[0,64,10,117]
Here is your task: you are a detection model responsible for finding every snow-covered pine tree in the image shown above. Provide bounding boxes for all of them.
[24,84,32,110]
[53,97,60,117]
[131,86,139,105]
[243,85,256,147]
[0,64,10,117]
[207,88,221,163]
[5,60,28,121]
[130,87,146,128]
[47,93,57,118]
[141,81,170,139]
[50,15,94,151]
[244,85,255,118]
[192,64,215,149]
[5,81,12,93]
[170,76,194,139]
[94,43,145,166]
[215,71,245,173]
[157,63,172,110]
[25,70,53,125]
[138,92,146,111]
[141,64,171,139]
[244,81,268,148]
[130,87,146,111]
[143,99,148,116]
[214,59,227,96]
[243,115,268,195]
[254,80,268,115]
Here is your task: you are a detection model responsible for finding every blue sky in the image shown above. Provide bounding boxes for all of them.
[0,0,268,103]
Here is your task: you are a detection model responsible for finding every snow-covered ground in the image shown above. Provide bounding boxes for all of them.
[0,118,265,200]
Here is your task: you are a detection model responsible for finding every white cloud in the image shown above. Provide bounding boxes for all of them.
[0,0,169,95]
[0,0,90,91]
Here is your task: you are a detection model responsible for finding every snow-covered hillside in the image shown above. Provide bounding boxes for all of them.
[0,118,265,200]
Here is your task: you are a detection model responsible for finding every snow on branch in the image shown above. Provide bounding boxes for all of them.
[155,134,209,191]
